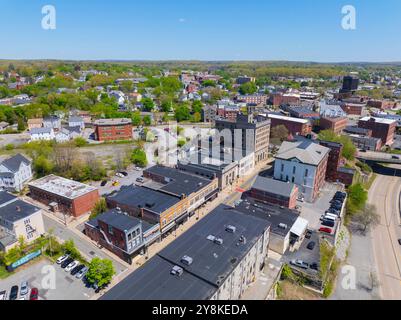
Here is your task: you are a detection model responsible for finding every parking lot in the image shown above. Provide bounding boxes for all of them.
[0,259,95,300]
[298,183,341,230]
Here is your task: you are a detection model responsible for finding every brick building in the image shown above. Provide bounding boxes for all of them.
[236,94,268,105]
[358,116,396,146]
[318,141,343,182]
[28,175,100,217]
[320,117,348,134]
[341,102,365,116]
[268,114,312,137]
[247,176,298,209]
[367,99,398,110]
[270,92,300,106]
[94,118,133,141]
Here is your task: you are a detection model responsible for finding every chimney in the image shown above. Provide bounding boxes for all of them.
[16,206,21,212]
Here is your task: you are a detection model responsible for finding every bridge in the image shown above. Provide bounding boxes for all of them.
[356,151,401,164]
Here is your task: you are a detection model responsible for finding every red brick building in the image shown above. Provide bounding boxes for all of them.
[236,94,269,105]
[94,118,133,141]
[358,116,396,146]
[318,141,343,182]
[28,175,100,217]
[268,114,312,136]
[367,99,398,111]
[320,117,348,134]
[341,102,365,116]
[248,176,298,209]
[270,92,301,106]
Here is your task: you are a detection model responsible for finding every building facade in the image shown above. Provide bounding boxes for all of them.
[94,118,133,141]
[358,116,396,146]
[0,154,33,192]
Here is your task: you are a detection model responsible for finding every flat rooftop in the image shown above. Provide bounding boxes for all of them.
[101,204,271,300]
[144,165,214,196]
[268,114,310,124]
[94,118,132,126]
[28,175,98,200]
[106,185,181,215]
[359,116,396,125]
[252,176,297,198]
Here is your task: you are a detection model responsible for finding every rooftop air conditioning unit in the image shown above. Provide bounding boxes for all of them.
[171,265,184,277]
[226,225,236,233]
[181,255,193,266]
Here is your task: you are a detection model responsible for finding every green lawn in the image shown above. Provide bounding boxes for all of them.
[0,264,11,279]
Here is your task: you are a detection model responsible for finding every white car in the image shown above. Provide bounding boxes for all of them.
[56,254,69,265]
[115,172,124,178]
[65,260,79,272]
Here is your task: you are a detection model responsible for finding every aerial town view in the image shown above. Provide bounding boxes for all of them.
[0,0,401,313]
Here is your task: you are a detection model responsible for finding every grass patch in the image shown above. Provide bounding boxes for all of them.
[276,280,321,300]
[0,264,11,279]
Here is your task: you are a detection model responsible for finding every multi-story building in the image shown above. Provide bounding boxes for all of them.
[268,114,312,137]
[101,204,271,300]
[68,116,85,130]
[236,76,256,85]
[0,154,33,192]
[274,140,330,202]
[270,92,301,106]
[43,116,61,132]
[28,175,100,217]
[319,116,348,134]
[143,165,219,215]
[247,176,299,209]
[85,208,160,264]
[318,141,343,182]
[0,192,45,252]
[358,116,396,146]
[29,128,55,141]
[27,118,43,131]
[94,118,133,142]
[285,106,320,120]
[236,94,268,105]
[367,99,398,111]
[215,114,270,165]
[348,134,382,151]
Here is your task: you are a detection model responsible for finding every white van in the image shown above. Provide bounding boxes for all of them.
[322,214,336,222]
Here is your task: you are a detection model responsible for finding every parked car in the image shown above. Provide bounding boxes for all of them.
[310,263,319,271]
[360,149,367,153]
[119,171,128,177]
[307,241,316,250]
[20,281,29,296]
[305,230,313,239]
[136,177,145,183]
[76,266,89,279]
[290,260,309,270]
[65,260,80,272]
[29,288,39,300]
[392,155,400,160]
[61,257,74,269]
[398,239,401,245]
[100,180,108,187]
[115,172,124,178]
[134,167,142,171]
[56,254,69,265]
[319,227,333,234]
[71,264,85,276]
[9,286,18,300]
[0,291,6,300]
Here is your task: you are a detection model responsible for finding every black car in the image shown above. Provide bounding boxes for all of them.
[331,203,342,210]
[61,257,74,269]
[119,171,128,177]
[71,264,85,276]
[322,219,335,228]
[310,263,319,271]
[307,241,316,250]
[9,286,18,300]
[100,180,108,187]
[305,230,313,239]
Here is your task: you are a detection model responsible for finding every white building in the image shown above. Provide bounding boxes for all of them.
[0,154,33,192]
[68,116,85,130]
[43,116,61,131]
[274,140,330,202]
[55,127,81,143]
[30,127,55,141]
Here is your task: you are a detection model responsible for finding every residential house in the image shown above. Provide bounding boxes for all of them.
[0,154,33,192]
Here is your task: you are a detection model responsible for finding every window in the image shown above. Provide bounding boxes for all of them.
[305,169,309,177]
[108,225,114,235]
[293,166,296,174]
[292,177,295,183]
[281,164,284,172]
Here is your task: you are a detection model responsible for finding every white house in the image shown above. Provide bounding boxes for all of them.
[0,154,33,192]
[30,127,55,141]
[55,127,81,143]
[43,116,61,131]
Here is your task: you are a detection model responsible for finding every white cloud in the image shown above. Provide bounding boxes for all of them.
[178,18,186,23]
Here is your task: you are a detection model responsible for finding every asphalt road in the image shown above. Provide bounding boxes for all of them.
[369,172,401,300]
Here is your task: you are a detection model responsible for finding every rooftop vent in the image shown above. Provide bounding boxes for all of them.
[207,235,216,241]
[239,236,247,244]
[278,223,288,230]
[16,206,21,212]
[214,238,224,245]
[226,225,236,233]
[181,255,193,266]
[145,202,155,208]
[170,265,184,277]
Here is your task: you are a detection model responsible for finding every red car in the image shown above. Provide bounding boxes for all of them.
[29,288,39,300]
[319,227,332,234]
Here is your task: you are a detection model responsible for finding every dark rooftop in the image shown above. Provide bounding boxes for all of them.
[235,198,300,237]
[107,185,181,215]
[89,209,142,232]
[0,154,31,173]
[101,204,271,300]
[0,199,41,223]
[144,165,214,196]
[0,191,17,205]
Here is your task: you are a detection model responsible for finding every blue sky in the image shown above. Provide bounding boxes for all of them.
[1,0,401,62]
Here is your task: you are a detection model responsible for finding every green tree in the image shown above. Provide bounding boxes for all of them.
[62,239,82,260]
[143,115,152,126]
[33,155,54,177]
[90,198,108,220]
[86,257,115,287]
[270,125,289,145]
[239,82,257,95]
[132,112,142,126]
[192,100,203,114]
[318,130,356,161]
[74,137,87,147]
[347,183,368,215]
[202,80,216,87]
[131,148,148,167]
[142,97,155,112]
[175,105,191,122]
